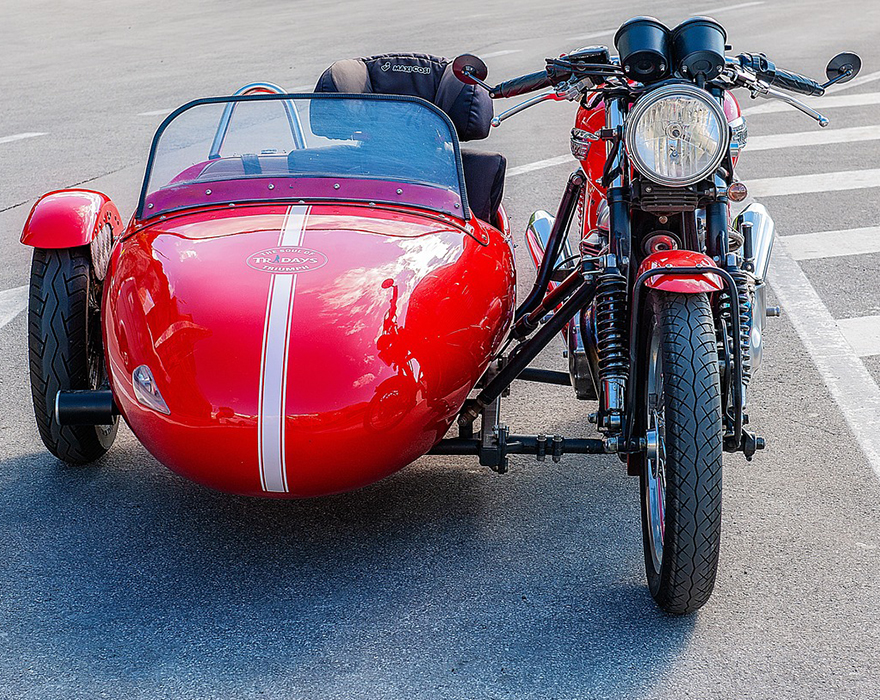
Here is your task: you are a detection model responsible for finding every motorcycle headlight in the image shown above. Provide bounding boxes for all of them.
[625,84,729,187]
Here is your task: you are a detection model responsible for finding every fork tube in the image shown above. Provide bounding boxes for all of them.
[605,96,630,267]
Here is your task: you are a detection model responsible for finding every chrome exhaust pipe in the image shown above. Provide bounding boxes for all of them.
[733,203,777,379]
[734,202,775,283]
[525,210,574,271]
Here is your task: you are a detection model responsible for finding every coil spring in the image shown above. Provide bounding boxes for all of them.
[595,271,629,379]
[731,269,752,386]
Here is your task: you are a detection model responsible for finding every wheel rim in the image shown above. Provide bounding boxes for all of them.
[645,325,667,575]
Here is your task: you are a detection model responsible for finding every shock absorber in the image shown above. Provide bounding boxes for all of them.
[595,266,629,433]
[731,268,752,387]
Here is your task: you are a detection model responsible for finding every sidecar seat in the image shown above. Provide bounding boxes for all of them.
[314,53,506,225]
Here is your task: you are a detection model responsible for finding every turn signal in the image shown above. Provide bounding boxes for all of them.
[727,181,749,202]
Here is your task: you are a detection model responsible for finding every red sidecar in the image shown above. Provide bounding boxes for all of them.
[22,91,515,496]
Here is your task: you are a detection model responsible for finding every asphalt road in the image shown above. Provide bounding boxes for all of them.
[2,1,880,698]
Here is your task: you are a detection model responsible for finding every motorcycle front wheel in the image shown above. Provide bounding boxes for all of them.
[640,290,722,614]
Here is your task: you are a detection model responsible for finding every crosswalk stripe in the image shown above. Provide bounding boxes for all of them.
[768,247,880,482]
[782,226,880,261]
[0,285,28,329]
[508,155,572,177]
[836,316,880,357]
[743,91,880,116]
[0,132,47,145]
[748,124,880,151]
[748,168,880,197]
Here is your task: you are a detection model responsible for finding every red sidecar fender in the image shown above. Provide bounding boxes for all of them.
[21,189,123,249]
[637,250,724,293]
[103,203,515,497]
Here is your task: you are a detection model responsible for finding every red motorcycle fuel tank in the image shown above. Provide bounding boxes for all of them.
[103,203,516,497]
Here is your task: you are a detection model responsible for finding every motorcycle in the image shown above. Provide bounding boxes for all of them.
[445,17,860,612]
[21,18,860,614]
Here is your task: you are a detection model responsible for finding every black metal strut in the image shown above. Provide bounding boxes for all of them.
[515,171,585,322]
[459,277,598,428]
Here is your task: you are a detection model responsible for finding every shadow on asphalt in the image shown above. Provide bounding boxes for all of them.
[0,434,696,698]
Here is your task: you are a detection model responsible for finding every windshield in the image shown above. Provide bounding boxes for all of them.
[137,93,469,221]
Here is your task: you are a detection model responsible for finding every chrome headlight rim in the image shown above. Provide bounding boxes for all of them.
[624,83,730,188]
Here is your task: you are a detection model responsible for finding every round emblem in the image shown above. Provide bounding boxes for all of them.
[247,247,328,274]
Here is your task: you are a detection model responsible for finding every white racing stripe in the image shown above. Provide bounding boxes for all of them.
[258,205,310,493]
[749,168,880,197]
[769,245,880,482]
[835,316,880,358]
[782,226,880,261]
[0,285,28,329]
[0,132,47,145]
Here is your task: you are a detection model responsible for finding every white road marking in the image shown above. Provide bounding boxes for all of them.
[743,91,880,116]
[827,69,880,94]
[836,316,880,357]
[748,124,880,151]
[782,226,880,261]
[508,154,573,177]
[482,49,523,59]
[566,2,765,43]
[749,168,880,197]
[566,29,615,43]
[138,109,173,117]
[509,126,880,179]
[768,244,880,483]
[0,132,47,145]
[693,1,764,14]
[0,285,28,329]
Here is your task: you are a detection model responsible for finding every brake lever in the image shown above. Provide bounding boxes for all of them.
[722,63,830,127]
[750,80,830,127]
[490,79,589,127]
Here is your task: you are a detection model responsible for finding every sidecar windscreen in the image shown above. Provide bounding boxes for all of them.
[138,93,469,221]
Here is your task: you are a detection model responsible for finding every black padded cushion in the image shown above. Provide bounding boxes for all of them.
[460,150,506,224]
[315,53,493,142]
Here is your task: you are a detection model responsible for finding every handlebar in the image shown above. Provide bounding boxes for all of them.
[736,53,825,97]
[490,70,554,99]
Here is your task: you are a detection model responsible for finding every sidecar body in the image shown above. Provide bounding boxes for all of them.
[23,93,516,496]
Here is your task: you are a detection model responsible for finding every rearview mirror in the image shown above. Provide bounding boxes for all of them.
[452,54,489,85]
[825,52,861,84]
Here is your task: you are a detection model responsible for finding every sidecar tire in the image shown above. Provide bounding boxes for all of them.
[28,247,118,464]
[640,291,722,615]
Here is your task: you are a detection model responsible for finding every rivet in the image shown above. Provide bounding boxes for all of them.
[205,189,212,195]
[454,202,460,208]
[229,203,235,207]
[268,184,275,190]
[334,183,340,190]
[147,203,154,209]
[369,202,375,207]
[396,189,403,195]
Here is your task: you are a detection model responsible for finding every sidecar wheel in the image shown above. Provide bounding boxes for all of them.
[28,247,118,464]
[640,291,722,614]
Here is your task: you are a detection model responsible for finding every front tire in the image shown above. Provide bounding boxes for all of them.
[640,291,722,614]
[28,247,118,464]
